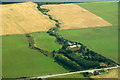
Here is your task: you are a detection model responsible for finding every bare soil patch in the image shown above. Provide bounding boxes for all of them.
[1,2,55,35]
[41,4,112,30]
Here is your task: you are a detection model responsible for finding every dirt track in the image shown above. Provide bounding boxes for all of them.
[1,2,55,35]
[41,4,112,30]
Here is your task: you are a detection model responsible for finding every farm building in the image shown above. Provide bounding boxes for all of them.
[67,41,81,50]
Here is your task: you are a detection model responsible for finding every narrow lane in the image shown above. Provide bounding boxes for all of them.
[23,66,119,80]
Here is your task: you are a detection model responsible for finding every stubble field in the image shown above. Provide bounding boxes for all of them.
[41,3,112,30]
[1,2,55,35]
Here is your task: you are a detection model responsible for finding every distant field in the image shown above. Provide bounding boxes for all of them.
[2,35,67,78]
[77,2,118,25]
[59,26,118,62]
[1,2,55,35]
[41,3,111,30]
[31,32,61,51]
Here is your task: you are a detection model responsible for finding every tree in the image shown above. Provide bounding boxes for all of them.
[54,54,82,71]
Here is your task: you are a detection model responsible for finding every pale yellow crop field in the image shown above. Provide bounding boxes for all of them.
[1,2,55,35]
[41,4,112,30]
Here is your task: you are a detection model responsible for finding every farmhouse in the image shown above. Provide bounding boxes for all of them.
[69,44,81,48]
[67,41,81,50]
[69,45,77,48]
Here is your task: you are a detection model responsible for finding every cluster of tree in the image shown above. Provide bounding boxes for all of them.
[64,53,100,69]
[37,5,63,44]
[33,47,50,56]
[47,29,67,45]
[47,27,58,33]
[47,15,61,27]
[35,2,83,6]
[36,2,61,28]
[54,42,117,70]
[58,49,73,54]
[55,23,61,28]
[2,2,20,4]
[36,2,50,15]
[62,43,118,67]
[82,50,117,66]
[82,72,93,77]
[47,28,67,45]
[55,35,66,44]
[25,34,50,56]
[54,54,82,71]
[76,45,117,66]
[26,34,35,48]
[36,2,67,46]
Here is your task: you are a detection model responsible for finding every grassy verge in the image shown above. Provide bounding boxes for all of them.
[2,35,67,78]
[54,74,84,78]
[58,26,118,62]
[30,32,61,52]
[77,2,118,25]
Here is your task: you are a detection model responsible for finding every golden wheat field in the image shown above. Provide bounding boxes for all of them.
[1,2,55,35]
[41,4,112,30]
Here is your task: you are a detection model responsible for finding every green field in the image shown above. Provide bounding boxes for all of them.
[31,33,61,51]
[77,2,118,25]
[59,26,118,62]
[2,35,67,78]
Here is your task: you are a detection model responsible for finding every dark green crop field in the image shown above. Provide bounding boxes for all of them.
[77,2,118,25]
[59,26,118,62]
[30,32,61,51]
[2,35,67,78]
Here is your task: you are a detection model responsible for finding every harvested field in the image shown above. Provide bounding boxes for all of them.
[1,2,55,35]
[41,4,112,30]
